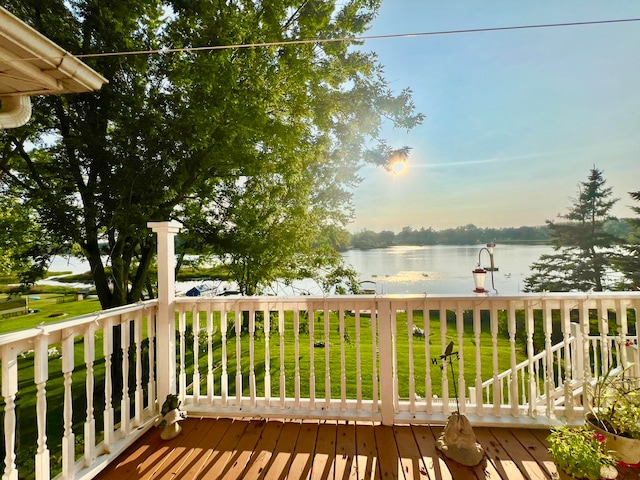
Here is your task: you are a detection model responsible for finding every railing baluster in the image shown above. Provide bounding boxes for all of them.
[61,331,75,478]
[294,308,301,408]
[103,318,115,452]
[407,306,415,415]
[355,308,362,411]
[423,301,432,414]
[543,302,554,419]
[221,307,228,403]
[491,305,501,414]
[473,305,483,415]
[598,299,610,375]
[278,307,285,409]
[178,308,187,400]
[309,305,316,409]
[617,299,629,369]
[192,305,201,405]
[525,301,536,417]
[34,336,49,480]
[371,304,379,412]
[508,302,519,416]
[262,308,270,407]
[1,346,18,480]
[235,305,242,402]
[134,313,143,425]
[323,304,331,410]
[249,308,256,406]
[339,305,347,411]
[84,323,96,465]
[206,306,214,402]
[440,307,449,415]
[147,310,156,413]
[121,318,131,435]
[456,304,466,414]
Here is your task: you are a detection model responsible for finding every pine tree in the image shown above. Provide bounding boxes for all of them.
[613,191,640,290]
[524,167,620,292]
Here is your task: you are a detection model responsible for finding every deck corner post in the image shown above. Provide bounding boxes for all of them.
[377,299,395,425]
[148,220,182,407]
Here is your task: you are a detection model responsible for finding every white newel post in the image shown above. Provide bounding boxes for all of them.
[377,299,395,425]
[148,220,182,406]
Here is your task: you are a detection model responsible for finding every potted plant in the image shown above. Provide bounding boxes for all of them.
[586,364,640,465]
[547,425,618,479]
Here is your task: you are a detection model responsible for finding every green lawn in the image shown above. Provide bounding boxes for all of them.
[0,294,103,334]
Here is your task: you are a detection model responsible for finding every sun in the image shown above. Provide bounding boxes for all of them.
[390,159,406,175]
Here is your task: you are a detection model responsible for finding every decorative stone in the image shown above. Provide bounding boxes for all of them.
[435,412,485,466]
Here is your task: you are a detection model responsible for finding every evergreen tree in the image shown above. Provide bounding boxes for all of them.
[524,167,619,292]
[613,191,640,290]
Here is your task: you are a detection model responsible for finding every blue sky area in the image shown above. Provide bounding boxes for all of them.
[350,1,640,232]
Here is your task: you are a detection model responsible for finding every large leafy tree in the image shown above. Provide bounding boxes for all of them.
[524,167,620,292]
[0,0,423,308]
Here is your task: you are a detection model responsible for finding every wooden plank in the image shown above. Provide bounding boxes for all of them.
[513,429,557,479]
[239,420,285,479]
[193,418,250,479]
[374,424,401,480]
[260,421,302,480]
[151,418,217,480]
[393,425,429,480]
[354,423,380,480]
[310,422,337,480]
[168,418,233,479]
[475,427,527,480]
[411,424,453,480]
[93,424,164,479]
[286,420,319,480]
[122,417,200,480]
[334,423,357,480]
[489,428,549,480]
[218,419,268,480]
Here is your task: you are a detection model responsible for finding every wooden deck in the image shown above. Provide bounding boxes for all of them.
[94,417,569,480]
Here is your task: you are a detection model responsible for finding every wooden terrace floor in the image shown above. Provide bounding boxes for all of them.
[94,417,640,479]
[95,417,572,480]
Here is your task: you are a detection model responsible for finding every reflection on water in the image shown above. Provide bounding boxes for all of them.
[342,244,553,295]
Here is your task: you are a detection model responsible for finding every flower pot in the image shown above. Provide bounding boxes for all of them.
[586,414,640,465]
[556,469,617,480]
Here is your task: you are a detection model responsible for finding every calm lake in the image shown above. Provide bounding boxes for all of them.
[47,244,553,295]
[341,244,553,295]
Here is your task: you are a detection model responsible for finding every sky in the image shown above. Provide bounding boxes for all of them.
[349,1,640,232]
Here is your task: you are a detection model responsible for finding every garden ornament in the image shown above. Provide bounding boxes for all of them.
[156,394,187,440]
[433,342,485,466]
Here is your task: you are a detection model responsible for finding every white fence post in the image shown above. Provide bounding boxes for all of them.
[148,220,182,406]
[377,299,395,425]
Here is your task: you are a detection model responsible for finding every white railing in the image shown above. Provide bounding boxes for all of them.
[474,333,575,409]
[0,301,159,480]
[174,293,640,427]
[1,219,639,480]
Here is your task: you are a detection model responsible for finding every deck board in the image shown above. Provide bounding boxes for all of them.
[94,418,566,480]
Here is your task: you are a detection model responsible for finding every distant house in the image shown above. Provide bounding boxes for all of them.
[0,6,107,130]
[185,285,212,297]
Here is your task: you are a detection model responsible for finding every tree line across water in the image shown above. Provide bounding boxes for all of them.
[346,219,633,250]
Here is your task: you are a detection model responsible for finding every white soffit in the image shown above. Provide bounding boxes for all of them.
[0,6,107,97]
